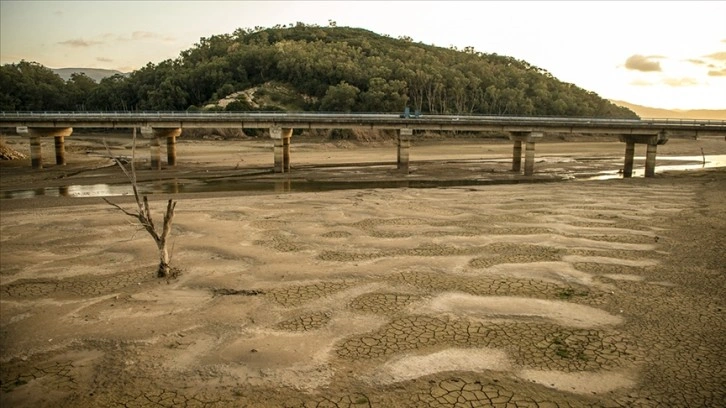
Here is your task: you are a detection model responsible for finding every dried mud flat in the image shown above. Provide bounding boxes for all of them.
[0,137,725,407]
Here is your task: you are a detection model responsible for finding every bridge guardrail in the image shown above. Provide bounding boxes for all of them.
[1,111,725,130]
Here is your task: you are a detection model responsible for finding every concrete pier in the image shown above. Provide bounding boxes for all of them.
[149,136,161,170]
[512,140,523,172]
[270,127,293,173]
[29,134,42,169]
[645,143,658,177]
[397,128,413,173]
[27,127,73,169]
[142,127,182,169]
[509,131,543,176]
[151,128,182,167]
[623,141,635,178]
[619,132,668,177]
[54,136,66,165]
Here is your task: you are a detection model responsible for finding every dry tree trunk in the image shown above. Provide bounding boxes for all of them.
[103,128,178,278]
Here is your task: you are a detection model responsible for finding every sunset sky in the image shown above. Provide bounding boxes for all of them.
[1,1,724,110]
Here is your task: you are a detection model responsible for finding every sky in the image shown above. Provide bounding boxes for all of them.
[1,1,725,110]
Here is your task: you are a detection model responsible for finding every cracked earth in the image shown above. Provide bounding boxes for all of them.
[1,140,725,407]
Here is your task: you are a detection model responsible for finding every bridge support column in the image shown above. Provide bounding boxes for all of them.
[149,136,161,170]
[283,132,291,172]
[271,127,293,173]
[509,131,543,176]
[623,141,635,178]
[30,135,42,169]
[398,128,412,173]
[512,140,522,172]
[54,136,66,165]
[619,132,668,178]
[524,141,537,176]
[27,127,73,169]
[150,128,182,167]
[645,143,658,177]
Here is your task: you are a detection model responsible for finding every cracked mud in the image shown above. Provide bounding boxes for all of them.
[1,141,724,407]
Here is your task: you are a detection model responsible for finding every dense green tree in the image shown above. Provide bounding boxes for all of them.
[0,61,67,110]
[65,73,97,110]
[86,74,132,111]
[320,81,359,112]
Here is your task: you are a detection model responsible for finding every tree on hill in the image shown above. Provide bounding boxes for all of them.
[0,24,638,119]
[0,61,68,111]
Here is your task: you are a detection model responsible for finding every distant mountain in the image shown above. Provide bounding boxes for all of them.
[610,100,726,120]
[52,68,127,82]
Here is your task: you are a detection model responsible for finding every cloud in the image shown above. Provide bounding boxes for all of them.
[132,31,159,40]
[96,57,113,63]
[686,58,706,65]
[58,38,103,48]
[663,77,699,87]
[630,79,654,87]
[624,55,662,72]
[704,51,726,61]
[708,69,726,77]
[116,31,176,42]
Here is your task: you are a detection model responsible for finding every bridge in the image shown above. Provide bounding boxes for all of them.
[2,111,725,177]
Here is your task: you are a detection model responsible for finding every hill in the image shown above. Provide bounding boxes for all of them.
[1,24,636,119]
[52,68,127,82]
[610,100,726,120]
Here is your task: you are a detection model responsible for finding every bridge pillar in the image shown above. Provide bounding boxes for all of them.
[54,136,66,165]
[398,128,413,173]
[623,141,635,178]
[525,140,537,176]
[512,140,523,172]
[29,135,42,169]
[619,132,668,178]
[151,128,182,166]
[149,136,162,170]
[645,143,658,177]
[270,127,293,173]
[26,127,73,169]
[509,131,543,176]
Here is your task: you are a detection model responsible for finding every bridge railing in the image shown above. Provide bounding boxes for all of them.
[1,111,725,128]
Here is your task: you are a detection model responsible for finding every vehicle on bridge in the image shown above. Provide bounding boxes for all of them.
[399,107,422,119]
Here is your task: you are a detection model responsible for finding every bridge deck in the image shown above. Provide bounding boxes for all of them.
[2,112,726,137]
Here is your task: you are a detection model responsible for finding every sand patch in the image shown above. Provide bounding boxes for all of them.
[204,312,384,390]
[603,274,645,282]
[484,261,607,289]
[372,348,511,384]
[417,293,622,328]
[562,255,659,267]
[517,368,637,394]
[212,331,335,390]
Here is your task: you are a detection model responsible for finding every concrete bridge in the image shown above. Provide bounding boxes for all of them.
[2,111,725,177]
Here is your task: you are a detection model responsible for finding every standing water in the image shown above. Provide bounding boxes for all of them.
[2,155,725,200]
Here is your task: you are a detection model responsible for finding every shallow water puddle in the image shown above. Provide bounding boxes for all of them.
[2,155,724,199]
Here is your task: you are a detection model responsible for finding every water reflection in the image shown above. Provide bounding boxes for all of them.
[2,155,724,200]
[585,154,725,180]
[2,183,132,199]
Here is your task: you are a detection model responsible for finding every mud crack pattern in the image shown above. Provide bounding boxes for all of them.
[2,172,724,408]
[336,315,633,372]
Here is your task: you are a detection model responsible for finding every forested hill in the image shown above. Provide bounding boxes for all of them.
[0,23,637,118]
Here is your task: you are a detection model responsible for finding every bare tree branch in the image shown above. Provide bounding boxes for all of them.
[101,197,137,218]
[102,128,178,278]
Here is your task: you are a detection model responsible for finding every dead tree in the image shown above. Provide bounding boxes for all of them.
[103,129,178,278]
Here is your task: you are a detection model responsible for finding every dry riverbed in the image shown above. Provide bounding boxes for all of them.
[0,134,725,407]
